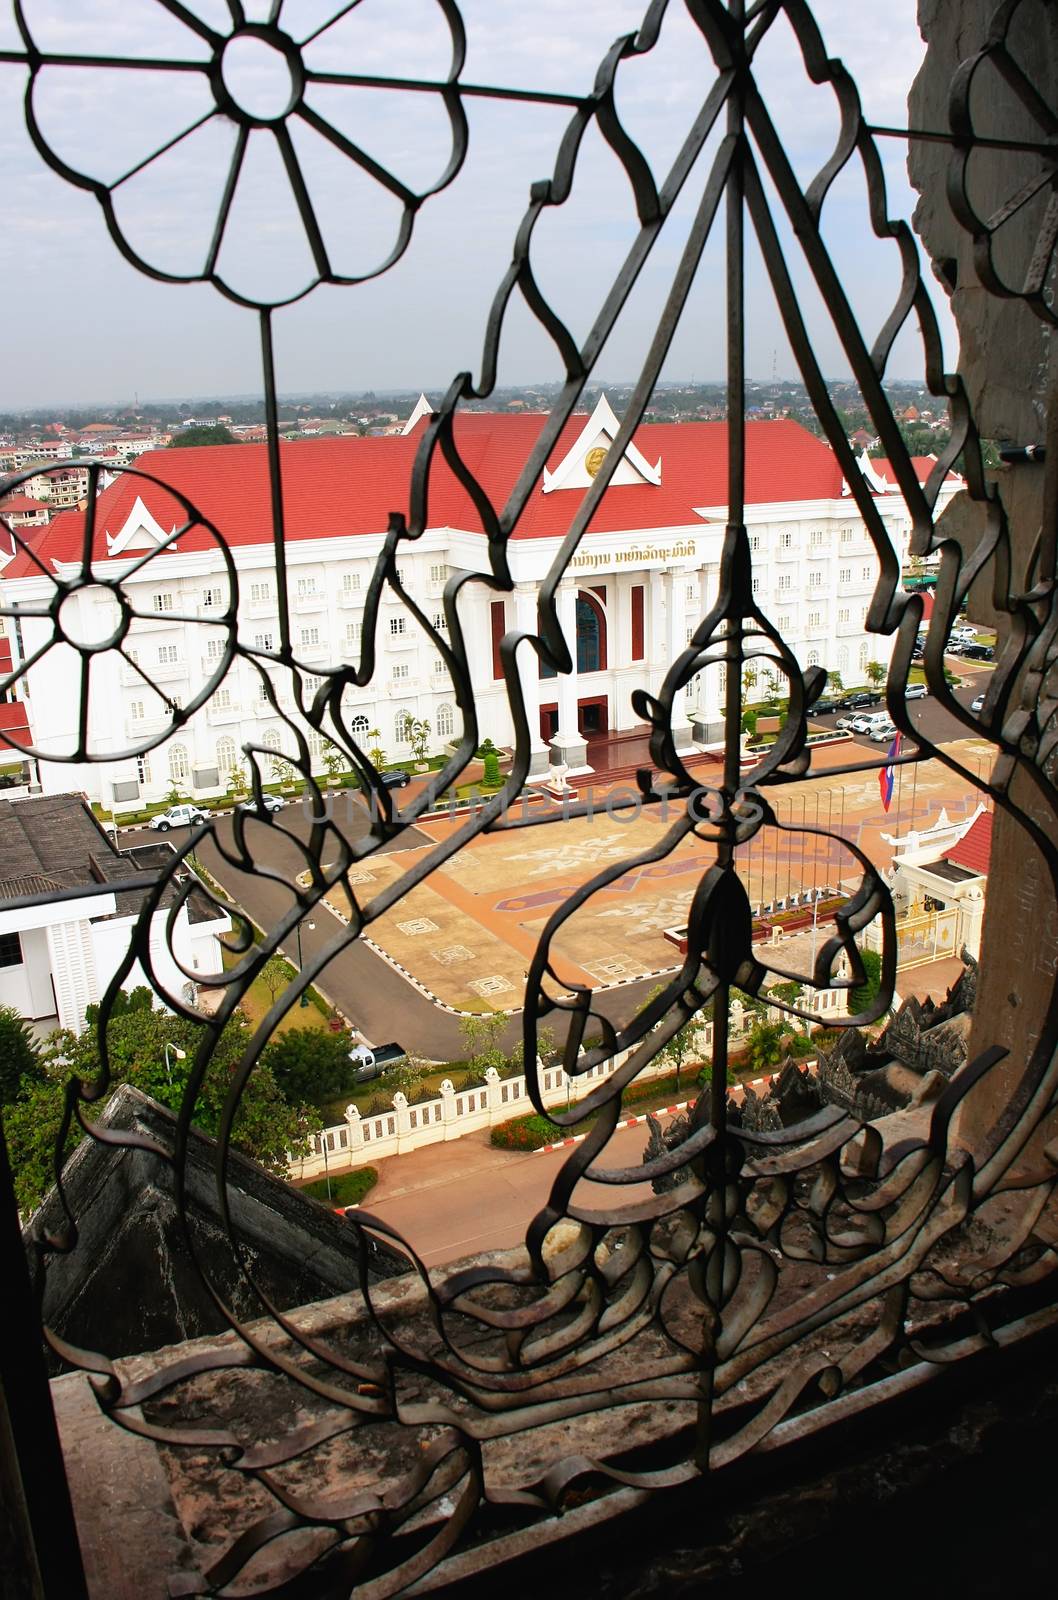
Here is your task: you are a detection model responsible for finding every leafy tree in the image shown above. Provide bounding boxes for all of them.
[227,759,248,794]
[168,424,236,448]
[743,1020,787,1074]
[384,1056,429,1099]
[647,986,705,1093]
[459,1011,508,1075]
[262,1026,360,1107]
[849,947,883,1014]
[269,755,297,787]
[865,660,886,688]
[367,728,385,768]
[827,670,844,693]
[259,956,290,1006]
[5,1006,318,1216]
[0,1006,44,1106]
[741,709,758,737]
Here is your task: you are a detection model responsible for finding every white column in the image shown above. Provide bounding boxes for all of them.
[513,583,550,776]
[694,561,724,744]
[663,567,695,754]
[648,567,666,695]
[550,581,589,771]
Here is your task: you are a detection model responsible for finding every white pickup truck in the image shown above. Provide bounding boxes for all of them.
[148,803,206,831]
[348,1042,408,1082]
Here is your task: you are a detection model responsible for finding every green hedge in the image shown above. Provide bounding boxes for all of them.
[300,1167,378,1207]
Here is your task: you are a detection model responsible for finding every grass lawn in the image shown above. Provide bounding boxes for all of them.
[220,945,330,1037]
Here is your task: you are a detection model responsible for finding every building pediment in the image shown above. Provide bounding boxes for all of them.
[542,394,661,493]
[104,495,177,557]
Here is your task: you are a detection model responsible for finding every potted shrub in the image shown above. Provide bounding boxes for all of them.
[408,717,431,771]
[227,760,248,801]
[270,755,297,792]
[321,741,345,788]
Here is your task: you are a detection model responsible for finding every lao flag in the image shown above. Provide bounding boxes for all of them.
[879,731,902,812]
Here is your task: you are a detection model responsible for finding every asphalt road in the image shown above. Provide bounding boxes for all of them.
[811,659,993,753]
[120,799,670,1061]
[120,658,994,1060]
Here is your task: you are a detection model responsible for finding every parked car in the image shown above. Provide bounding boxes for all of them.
[835,712,860,731]
[810,697,840,715]
[868,721,899,742]
[379,769,411,790]
[848,714,876,735]
[951,625,977,643]
[348,1041,408,1083]
[945,639,965,654]
[961,643,994,660]
[237,794,285,815]
[839,691,883,710]
[904,683,928,699]
[971,693,985,713]
[148,803,206,831]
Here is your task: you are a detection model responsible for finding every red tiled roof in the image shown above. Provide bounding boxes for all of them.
[0,699,30,749]
[0,495,50,514]
[1,417,844,577]
[944,811,992,876]
[870,456,961,490]
[0,638,11,674]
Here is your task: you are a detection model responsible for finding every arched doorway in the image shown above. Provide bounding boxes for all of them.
[576,591,607,673]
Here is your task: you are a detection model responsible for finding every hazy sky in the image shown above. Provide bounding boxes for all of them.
[0,1,952,410]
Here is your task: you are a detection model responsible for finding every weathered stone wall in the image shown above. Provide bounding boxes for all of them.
[910,1,1058,1148]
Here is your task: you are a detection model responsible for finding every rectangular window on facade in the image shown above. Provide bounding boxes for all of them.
[250,581,271,605]
[303,674,322,695]
[780,532,793,549]
[490,600,506,680]
[778,574,791,591]
[839,607,851,623]
[346,622,362,646]
[432,612,448,632]
[686,582,696,603]
[296,577,317,598]
[129,700,144,720]
[158,644,179,664]
[429,564,446,585]
[392,662,409,681]
[152,592,173,612]
[809,571,822,588]
[840,567,852,584]
[841,526,854,543]
[389,616,406,636]
[342,571,361,593]
[433,656,445,675]
[631,584,645,661]
[809,610,822,629]
[861,565,872,582]
[215,688,231,709]
[300,627,320,648]
[810,530,824,547]
[0,930,22,967]
[206,638,224,659]
[253,632,273,651]
[201,586,223,608]
[752,577,761,595]
[751,535,761,552]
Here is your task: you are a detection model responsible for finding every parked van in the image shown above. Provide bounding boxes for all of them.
[859,711,894,735]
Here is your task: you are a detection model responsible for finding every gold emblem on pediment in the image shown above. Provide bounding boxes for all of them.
[585,445,608,477]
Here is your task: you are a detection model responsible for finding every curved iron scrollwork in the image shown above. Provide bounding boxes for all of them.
[4,1,1058,1593]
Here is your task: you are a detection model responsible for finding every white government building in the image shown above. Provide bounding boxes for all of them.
[0,396,957,810]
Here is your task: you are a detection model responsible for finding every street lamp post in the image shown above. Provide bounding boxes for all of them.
[294,919,316,1005]
[163,1043,186,1086]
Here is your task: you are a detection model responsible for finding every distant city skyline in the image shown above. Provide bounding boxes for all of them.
[0,2,949,410]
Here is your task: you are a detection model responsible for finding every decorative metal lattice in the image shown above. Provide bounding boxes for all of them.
[2,1,1057,1594]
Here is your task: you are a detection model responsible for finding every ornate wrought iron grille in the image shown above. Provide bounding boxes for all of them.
[1,1,1057,1595]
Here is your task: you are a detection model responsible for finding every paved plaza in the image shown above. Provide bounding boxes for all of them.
[326,734,997,1012]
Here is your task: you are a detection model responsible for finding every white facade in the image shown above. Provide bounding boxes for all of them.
[0,876,230,1033]
[0,399,960,807]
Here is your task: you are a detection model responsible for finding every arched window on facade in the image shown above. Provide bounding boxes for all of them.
[306,730,324,765]
[395,710,413,745]
[349,714,369,739]
[216,736,237,778]
[838,646,849,675]
[168,744,189,785]
[575,593,606,673]
[436,703,454,739]
[262,728,281,752]
[137,754,151,787]
[859,642,870,670]
[807,649,820,669]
